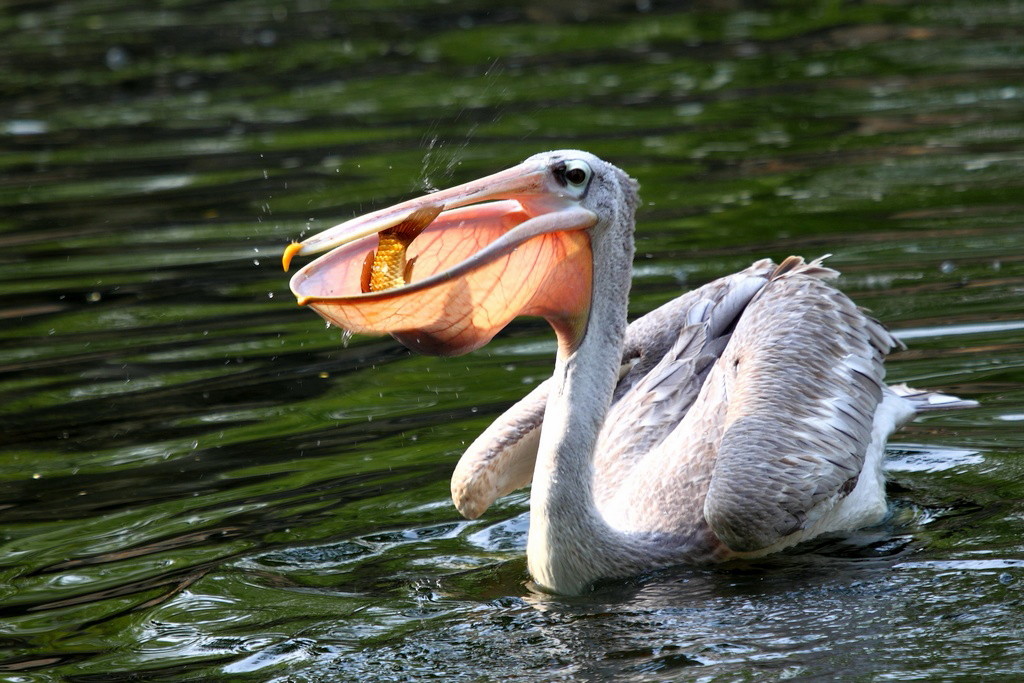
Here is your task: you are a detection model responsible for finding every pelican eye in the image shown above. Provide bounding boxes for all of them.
[566,166,587,185]
[553,160,593,192]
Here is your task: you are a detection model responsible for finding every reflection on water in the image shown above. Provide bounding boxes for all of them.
[1,0,1023,679]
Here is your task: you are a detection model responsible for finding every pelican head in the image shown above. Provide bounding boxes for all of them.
[282,151,638,356]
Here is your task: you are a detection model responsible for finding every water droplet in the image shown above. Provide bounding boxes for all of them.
[341,329,353,347]
[87,291,101,302]
[267,292,274,298]
[253,259,260,265]
[257,28,277,46]
[5,119,47,135]
[105,46,131,70]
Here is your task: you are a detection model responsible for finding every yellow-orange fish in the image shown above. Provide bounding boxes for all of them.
[361,205,443,292]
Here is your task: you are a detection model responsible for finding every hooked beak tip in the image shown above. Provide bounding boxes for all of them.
[282,242,303,271]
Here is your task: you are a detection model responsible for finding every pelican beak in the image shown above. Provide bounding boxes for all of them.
[283,159,598,355]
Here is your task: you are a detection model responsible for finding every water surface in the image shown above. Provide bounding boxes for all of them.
[2,1,1023,680]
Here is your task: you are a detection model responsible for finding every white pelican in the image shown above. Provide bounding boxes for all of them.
[282,150,973,595]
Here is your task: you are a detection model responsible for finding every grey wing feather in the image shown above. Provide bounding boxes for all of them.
[889,383,978,411]
[595,267,771,480]
[702,257,900,552]
[616,258,776,392]
[451,259,778,519]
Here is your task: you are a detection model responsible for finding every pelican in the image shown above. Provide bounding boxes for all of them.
[282,150,973,595]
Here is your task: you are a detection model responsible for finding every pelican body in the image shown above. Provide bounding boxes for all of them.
[283,151,973,595]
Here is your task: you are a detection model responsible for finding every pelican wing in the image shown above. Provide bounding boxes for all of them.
[451,259,779,518]
[450,379,547,519]
[701,257,900,552]
[594,262,774,484]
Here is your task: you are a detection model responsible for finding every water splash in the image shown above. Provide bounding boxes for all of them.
[418,61,505,192]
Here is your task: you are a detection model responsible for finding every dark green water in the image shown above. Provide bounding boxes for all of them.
[2,1,1023,680]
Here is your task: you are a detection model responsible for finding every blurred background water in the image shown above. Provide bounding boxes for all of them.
[1,0,1023,680]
